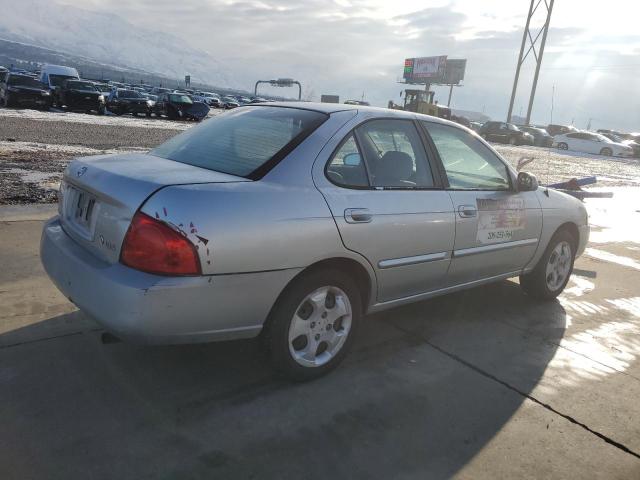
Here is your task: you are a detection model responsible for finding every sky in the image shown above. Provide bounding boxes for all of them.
[57,0,640,130]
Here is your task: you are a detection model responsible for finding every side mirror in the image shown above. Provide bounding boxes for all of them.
[343,153,362,166]
[517,171,539,192]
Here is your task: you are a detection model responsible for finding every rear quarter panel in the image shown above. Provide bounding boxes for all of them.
[140,110,374,277]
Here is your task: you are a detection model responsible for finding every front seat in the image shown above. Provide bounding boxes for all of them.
[374,151,416,187]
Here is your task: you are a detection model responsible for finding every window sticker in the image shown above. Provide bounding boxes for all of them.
[476,197,526,244]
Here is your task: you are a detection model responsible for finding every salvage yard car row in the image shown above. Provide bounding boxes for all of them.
[474,119,639,158]
[0,64,268,121]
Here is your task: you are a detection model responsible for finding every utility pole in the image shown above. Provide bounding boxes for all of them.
[507,0,555,125]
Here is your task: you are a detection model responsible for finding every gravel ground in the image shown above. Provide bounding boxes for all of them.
[0,115,180,149]
[1,107,639,205]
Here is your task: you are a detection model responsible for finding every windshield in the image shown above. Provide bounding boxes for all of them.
[594,134,612,143]
[8,76,45,89]
[66,81,97,91]
[507,124,520,131]
[169,94,193,104]
[119,90,142,98]
[48,74,77,87]
[151,106,327,178]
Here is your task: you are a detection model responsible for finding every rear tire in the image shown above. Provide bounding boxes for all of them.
[265,269,361,381]
[520,229,576,300]
[600,147,612,156]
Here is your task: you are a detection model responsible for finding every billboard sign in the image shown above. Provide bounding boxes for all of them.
[321,94,340,104]
[443,59,467,85]
[403,56,447,83]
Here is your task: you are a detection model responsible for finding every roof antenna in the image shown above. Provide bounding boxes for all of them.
[544,84,555,197]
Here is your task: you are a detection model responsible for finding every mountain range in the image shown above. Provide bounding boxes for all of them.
[0,0,233,88]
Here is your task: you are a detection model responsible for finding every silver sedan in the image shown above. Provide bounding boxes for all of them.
[41,103,589,380]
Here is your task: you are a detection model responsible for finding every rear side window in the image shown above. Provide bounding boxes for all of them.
[424,122,511,191]
[326,134,369,188]
[151,106,327,179]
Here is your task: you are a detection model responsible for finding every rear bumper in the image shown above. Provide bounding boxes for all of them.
[41,217,300,344]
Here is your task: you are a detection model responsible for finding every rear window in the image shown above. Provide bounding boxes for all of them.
[151,106,328,179]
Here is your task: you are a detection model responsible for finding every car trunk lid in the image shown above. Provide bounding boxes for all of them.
[60,152,248,265]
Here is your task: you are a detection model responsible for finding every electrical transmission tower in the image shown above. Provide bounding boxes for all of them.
[507,0,555,125]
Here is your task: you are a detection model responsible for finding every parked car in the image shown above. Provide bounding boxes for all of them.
[151,87,172,95]
[479,121,533,145]
[107,89,154,116]
[598,132,640,157]
[152,92,209,120]
[546,124,577,137]
[195,91,221,107]
[451,115,471,128]
[40,64,80,92]
[41,103,589,380]
[0,73,52,109]
[469,121,483,133]
[553,132,634,157]
[518,126,553,147]
[0,66,8,84]
[93,83,114,98]
[221,96,240,109]
[54,79,106,114]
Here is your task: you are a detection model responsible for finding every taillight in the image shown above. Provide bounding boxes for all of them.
[120,212,201,276]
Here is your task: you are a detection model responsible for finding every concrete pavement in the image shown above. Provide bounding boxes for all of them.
[1,202,639,479]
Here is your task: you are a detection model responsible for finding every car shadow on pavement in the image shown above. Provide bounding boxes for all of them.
[0,280,566,480]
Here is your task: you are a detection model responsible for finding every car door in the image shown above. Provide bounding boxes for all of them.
[583,133,601,154]
[314,117,455,303]
[421,121,542,286]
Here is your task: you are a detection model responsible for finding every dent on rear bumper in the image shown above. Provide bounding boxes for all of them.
[40,217,300,344]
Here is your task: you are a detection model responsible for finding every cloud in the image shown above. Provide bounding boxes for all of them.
[9,0,640,130]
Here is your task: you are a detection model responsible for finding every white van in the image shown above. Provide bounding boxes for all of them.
[40,65,79,90]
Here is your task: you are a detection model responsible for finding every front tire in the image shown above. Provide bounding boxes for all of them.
[509,136,518,145]
[265,269,361,381]
[557,142,568,150]
[520,229,576,300]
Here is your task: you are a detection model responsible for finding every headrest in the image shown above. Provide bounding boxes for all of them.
[376,151,414,184]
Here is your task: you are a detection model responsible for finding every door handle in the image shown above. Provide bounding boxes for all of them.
[457,205,477,218]
[345,208,372,224]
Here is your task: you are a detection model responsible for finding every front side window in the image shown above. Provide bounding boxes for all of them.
[424,122,511,191]
[355,119,434,188]
[326,134,368,188]
[152,106,327,179]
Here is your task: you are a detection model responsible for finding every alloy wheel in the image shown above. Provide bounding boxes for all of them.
[545,241,572,291]
[288,286,352,368]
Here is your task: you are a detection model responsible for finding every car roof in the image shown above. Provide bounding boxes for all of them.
[248,102,470,129]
